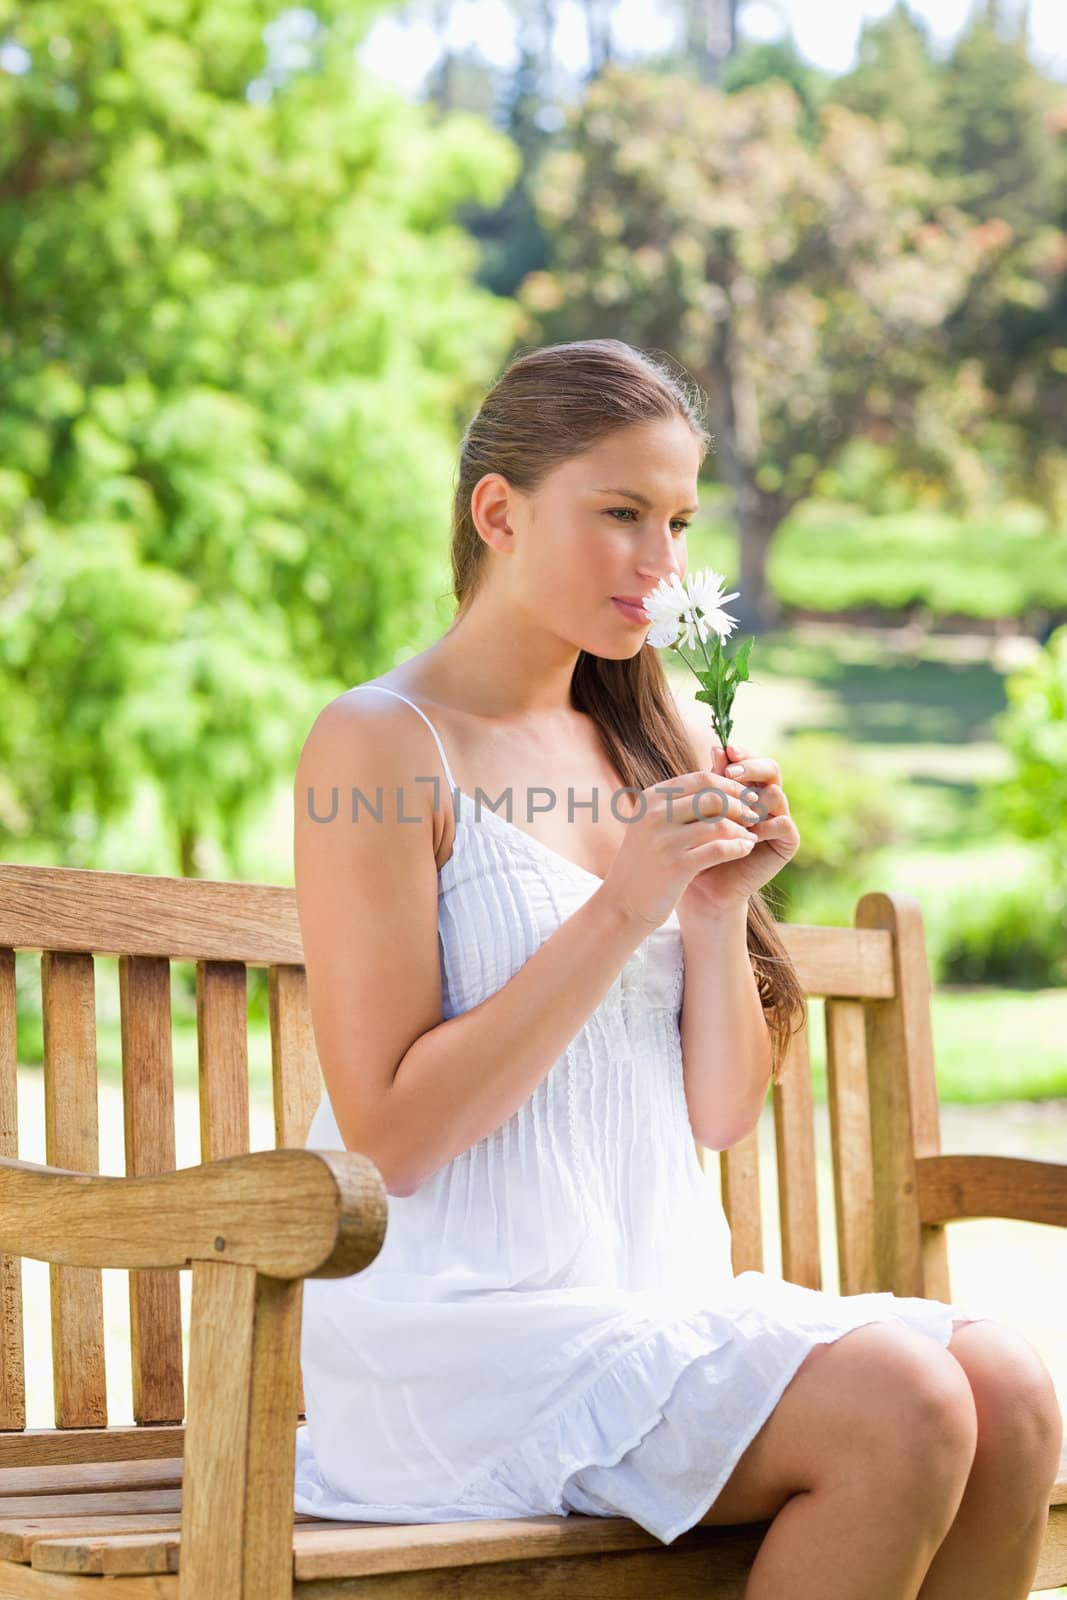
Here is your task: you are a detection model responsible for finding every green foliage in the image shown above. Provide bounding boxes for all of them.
[832,0,1067,521]
[763,730,899,914]
[985,625,1067,887]
[693,633,754,750]
[721,36,828,140]
[0,0,521,871]
[935,875,1067,988]
[770,502,1067,619]
[832,3,952,170]
[517,65,1043,628]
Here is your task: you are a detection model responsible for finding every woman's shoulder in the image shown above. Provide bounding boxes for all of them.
[296,679,438,789]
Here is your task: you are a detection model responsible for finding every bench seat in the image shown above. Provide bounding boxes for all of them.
[0,1442,1062,1595]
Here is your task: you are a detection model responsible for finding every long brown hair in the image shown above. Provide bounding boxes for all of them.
[448,337,806,1086]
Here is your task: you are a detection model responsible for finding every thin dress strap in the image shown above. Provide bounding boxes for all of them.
[349,684,458,796]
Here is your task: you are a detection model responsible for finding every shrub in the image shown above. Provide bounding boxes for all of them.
[934,875,1067,988]
[772,731,897,916]
[985,624,1067,889]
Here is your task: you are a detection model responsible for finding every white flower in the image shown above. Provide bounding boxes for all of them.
[641,568,741,650]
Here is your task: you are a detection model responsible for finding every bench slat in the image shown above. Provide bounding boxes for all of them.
[120,955,185,1425]
[0,1457,183,1495]
[0,1489,182,1517]
[0,1426,185,1470]
[0,945,26,1431]
[0,865,303,966]
[32,1529,182,1576]
[773,1008,821,1288]
[268,964,322,1151]
[825,997,877,1294]
[41,952,107,1429]
[0,1511,182,1563]
[196,961,250,1163]
[0,863,897,997]
[855,892,951,1302]
[719,1121,763,1273]
[268,962,321,1419]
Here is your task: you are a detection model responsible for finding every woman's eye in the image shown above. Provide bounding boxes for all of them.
[607,508,689,535]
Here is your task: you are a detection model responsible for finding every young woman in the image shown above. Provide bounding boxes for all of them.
[292,339,1061,1597]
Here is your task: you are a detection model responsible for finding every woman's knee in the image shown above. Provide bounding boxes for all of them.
[804,1322,978,1501]
[704,1321,977,1529]
[948,1322,1064,1502]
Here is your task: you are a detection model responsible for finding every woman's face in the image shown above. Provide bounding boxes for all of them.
[474,416,701,659]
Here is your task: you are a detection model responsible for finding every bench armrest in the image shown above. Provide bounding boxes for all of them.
[0,1147,387,1280]
[916,1154,1067,1229]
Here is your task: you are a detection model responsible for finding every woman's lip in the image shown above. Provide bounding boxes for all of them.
[612,597,649,623]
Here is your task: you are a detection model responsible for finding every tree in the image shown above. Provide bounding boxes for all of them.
[833,0,1067,522]
[518,70,1005,631]
[682,0,739,87]
[0,0,520,872]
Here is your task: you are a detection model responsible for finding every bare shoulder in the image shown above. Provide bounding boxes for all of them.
[297,682,430,781]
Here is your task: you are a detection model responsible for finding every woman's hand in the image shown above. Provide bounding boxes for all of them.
[678,740,800,919]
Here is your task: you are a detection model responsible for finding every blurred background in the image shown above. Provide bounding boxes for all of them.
[1,0,1065,1534]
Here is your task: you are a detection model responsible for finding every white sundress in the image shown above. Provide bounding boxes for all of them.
[292,683,991,1546]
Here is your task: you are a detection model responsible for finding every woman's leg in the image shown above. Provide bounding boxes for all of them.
[916,1321,1063,1600]
[701,1322,979,1600]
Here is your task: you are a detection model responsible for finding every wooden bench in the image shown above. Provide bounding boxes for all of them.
[0,861,1062,1598]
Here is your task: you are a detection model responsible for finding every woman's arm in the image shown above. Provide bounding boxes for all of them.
[676,898,774,1151]
[388,887,652,1191]
[671,688,774,1149]
[295,694,656,1197]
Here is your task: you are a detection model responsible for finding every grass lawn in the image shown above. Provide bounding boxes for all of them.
[686,488,1067,621]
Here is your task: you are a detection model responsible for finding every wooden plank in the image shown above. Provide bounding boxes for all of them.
[0,864,303,966]
[292,1523,767,1597]
[243,1273,305,1599]
[120,954,185,1425]
[28,1517,334,1576]
[855,892,950,1301]
[719,1124,763,1275]
[0,1426,184,1469]
[0,1488,182,1517]
[271,961,322,1420]
[0,1147,386,1280]
[180,1258,249,1598]
[0,864,895,996]
[180,1260,301,1600]
[41,951,107,1429]
[32,1528,182,1576]
[824,997,877,1294]
[0,1559,177,1596]
[780,923,895,999]
[288,1512,752,1580]
[18,1497,1067,1594]
[0,1510,182,1562]
[269,963,323,1150]
[0,1456,183,1496]
[197,961,250,1162]
[772,1009,821,1289]
[916,1153,1067,1227]
[0,943,26,1431]
[180,1261,308,1596]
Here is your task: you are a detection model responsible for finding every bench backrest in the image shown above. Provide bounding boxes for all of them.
[0,864,953,1454]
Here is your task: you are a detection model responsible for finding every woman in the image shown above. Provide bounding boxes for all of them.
[292,339,1061,1597]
